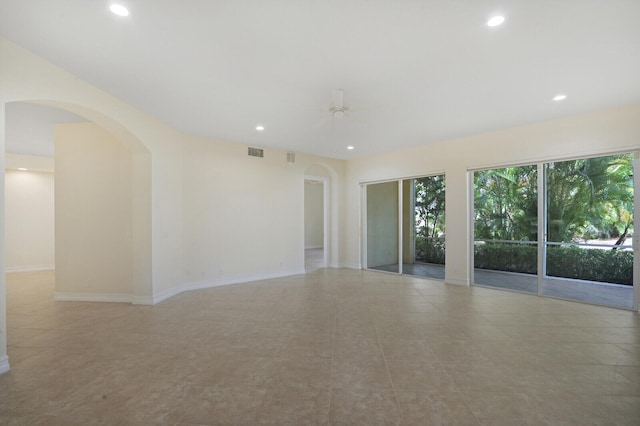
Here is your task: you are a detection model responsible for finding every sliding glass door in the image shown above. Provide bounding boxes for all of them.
[364,174,446,279]
[473,165,538,293]
[543,154,634,308]
[404,176,446,279]
[366,181,400,273]
[473,153,636,309]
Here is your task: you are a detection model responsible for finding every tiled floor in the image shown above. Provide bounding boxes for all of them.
[1,269,640,425]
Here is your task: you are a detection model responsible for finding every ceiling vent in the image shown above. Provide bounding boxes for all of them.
[287,152,295,164]
[248,147,264,158]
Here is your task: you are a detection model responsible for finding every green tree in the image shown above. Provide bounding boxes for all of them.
[415,175,445,239]
[474,165,537,241]
[414,175,446,263]
[473,154,634,283]
[546,154,633,244]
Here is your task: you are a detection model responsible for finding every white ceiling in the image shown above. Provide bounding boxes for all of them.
[1,0,639,160]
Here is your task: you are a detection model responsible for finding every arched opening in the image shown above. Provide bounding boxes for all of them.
[4,100,152,303]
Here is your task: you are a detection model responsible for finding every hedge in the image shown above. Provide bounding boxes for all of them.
[546,245,632,285]
[474,242,538,274]
[417,238,633,285]
[473,242,632,285]
[415,237,445,265]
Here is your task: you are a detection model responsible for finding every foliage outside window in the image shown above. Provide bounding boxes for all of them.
[414,175,445,264]
[473,154,633,285]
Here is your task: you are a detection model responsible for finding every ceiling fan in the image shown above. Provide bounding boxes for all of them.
[329,89,348,120]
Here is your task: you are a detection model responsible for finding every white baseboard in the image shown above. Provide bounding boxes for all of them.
[54,292,132,303]
[6,265,54,273]
[305,245,323,250]
[51,268,341,306]
[154,269,306,305]
[339,263,361,270]
[445,277,469,286]
[0,355,10,375]
[131,295,154,305]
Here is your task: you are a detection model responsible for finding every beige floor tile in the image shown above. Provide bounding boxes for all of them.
[564,342,640,366]
[442,360,517,393]
[238,354,333,390]
[462,392,550,426]
[333,336,382,362]
[540,363,639,396]
[540,393,640,426]
[334,323,379,339]
[387,359,458,392]
[0,413,112,425]
[329,388,401,425]
[112,380,195,424]
[2,269,640,424]
[422,326,472,342]
[581,327,640,344]
[256,386,330,425]
[53,377,138,420]
[497,325,605,343]
[456,324,513,341]
[504,343,601,367]
[379,337,438,361]
[162,352,234,385]
[331,358,394,390]
[395,391,479,425]
[178,385,266,425]
[429,339,489,363]
[209,356,281,388]
[5,346,44,367]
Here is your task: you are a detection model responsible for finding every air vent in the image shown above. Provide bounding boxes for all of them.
[248,147,264,158]
[287,152,295,164]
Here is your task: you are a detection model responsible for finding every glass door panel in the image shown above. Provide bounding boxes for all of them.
[473,165,538,293]
[366,181,400,273]
[402,175,446,279]
[543,154,634,309]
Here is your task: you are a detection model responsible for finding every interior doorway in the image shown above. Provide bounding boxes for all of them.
[304,176,328,271]
[4,102,86,275]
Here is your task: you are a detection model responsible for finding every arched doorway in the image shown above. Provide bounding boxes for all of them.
[4,100,152,302]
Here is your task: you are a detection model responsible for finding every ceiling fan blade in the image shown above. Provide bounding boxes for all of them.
[332,89,344,110]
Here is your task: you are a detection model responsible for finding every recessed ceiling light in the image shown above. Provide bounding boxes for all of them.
[18,168,28,171]
[347,146,355,150]
[110,4,130,17]
[553,94,567,101]
[255,125,265,131]
[487,16,505,27]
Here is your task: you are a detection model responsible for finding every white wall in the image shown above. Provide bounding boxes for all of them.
[344,103,640,286]
[180,136,343,294]
[0,101,6,373]
[5,167,55,272]
[304,181,324,249]
[55,122,133,300]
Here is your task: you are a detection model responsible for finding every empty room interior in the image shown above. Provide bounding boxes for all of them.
[1,1,640,424]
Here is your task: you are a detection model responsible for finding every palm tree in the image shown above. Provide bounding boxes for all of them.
[474,165,537,241]
[546,154,633,244]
